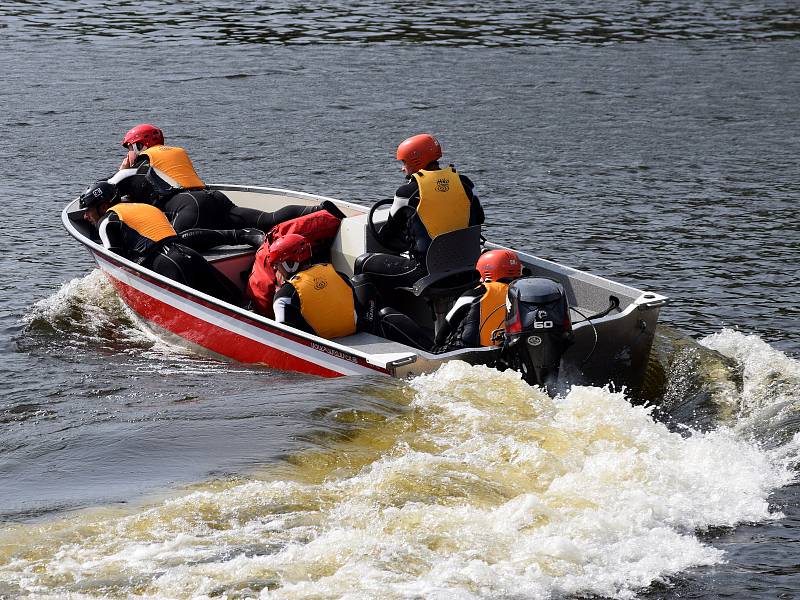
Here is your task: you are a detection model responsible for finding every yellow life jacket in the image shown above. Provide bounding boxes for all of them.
[412,166,471,238]
[110,203,176,242]
[141,145,205,190]
[478,281,510,346]
[291,263,356,338]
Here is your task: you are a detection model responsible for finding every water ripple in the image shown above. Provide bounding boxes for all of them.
[1,1,799,46]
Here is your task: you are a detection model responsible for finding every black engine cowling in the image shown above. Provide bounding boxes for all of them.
[502,277,573,392]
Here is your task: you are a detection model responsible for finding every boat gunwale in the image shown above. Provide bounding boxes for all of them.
[212,183,669,311]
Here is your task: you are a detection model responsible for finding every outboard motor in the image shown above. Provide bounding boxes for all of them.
[502,277,573,392]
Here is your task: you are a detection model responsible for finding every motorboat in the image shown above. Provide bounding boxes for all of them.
[62,184,667,396]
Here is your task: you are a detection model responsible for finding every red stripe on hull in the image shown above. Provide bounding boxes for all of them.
[108,275,345,378]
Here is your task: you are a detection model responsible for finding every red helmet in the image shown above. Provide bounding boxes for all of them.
[396,133,442,174]
[476,249,522,282]
[268,233,312,271]
[121,124,164,149]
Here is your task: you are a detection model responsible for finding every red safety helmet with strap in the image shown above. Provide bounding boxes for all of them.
[396,133,442,174]
[268,233,312,271]
[476,249,522,283]
[122,124,164,149]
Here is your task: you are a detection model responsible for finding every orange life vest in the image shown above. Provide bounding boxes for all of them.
[141,145,205,190]
[291,263,356,338]
[478,281,510,346]
[109,203,176,242]
[412,166,471,238]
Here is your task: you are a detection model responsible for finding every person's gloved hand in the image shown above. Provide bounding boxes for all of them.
[236,228,266,248]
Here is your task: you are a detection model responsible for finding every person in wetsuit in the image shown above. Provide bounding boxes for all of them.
[432,249,523,352]
[269,234,363,338]
[79,180,243,306]
[354,133,485,292]
[364,249,523,352]
[115,123,344,232]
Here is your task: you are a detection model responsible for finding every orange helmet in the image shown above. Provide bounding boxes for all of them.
[476,249,522,282]
[268,233,312,274]
[122,124,164,149]
[396,133,442,174]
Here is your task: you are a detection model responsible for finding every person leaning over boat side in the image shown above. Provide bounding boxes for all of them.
[268,234,364,338]
[353,133,485,291]
[116,123,344,232]
[432,249,523,352]
[79,180,243,306]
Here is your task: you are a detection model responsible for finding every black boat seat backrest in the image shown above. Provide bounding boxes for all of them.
[426,225,482,275]
[406,225,482,298]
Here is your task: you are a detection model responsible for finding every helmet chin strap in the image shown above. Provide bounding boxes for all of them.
[275,260,300,285]
[281,260,300,274]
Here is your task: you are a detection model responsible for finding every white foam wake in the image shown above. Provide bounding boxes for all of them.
[0,361,794,599]
[24,269,127,334]
[22,270,199,360]
[700,328,800,440]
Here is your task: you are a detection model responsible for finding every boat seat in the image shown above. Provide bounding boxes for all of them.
[401,225,482,335]
[202,245,258,292]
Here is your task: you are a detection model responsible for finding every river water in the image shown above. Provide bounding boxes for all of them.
[1,2,799,599]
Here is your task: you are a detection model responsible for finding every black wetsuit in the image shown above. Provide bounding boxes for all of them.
[117,157,327,233]
[432,285,486,351]
[97,208,243,306]
[161,189,320,233]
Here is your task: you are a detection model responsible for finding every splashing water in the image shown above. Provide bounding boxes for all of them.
[0,361,794,599]
[700,329,800,443]
[23,269,130,335]
[21,270,206,362]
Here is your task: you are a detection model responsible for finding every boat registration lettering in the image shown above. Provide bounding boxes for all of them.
[310,341,359,363]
